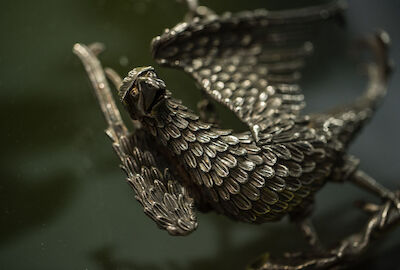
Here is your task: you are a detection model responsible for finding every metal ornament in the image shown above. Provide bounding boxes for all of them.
[73,1,399,269]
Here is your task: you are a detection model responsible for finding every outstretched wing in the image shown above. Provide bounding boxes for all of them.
[112,129,198,236]
[151,1,345,137]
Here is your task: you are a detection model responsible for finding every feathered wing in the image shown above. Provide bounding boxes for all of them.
[109,128,198,236]
[151,1,345,137]
[73,43,197,236]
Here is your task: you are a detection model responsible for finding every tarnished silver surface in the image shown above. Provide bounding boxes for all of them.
[73,0,399,269]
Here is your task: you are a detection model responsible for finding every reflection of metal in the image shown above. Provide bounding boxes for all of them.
[74,0,399,269]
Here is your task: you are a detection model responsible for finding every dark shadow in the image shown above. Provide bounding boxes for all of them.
[90,215,306,270]
[91,245,161,270]
[353,244,400,270]
[0,170,77,246]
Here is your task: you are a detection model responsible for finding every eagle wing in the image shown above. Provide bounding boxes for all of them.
[151,1,345,138]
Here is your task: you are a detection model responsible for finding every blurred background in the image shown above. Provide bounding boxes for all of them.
[0,0,399,269]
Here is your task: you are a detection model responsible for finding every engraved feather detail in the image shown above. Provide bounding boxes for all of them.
[136,92,335,223]
[74,0,392,238]
[125,1,389,225]
[130,2,346,222]
[112,129,198,235]
[152,1,345,138]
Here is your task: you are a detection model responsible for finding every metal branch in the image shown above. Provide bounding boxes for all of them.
[249,192,400,270]
[73,43,128,141]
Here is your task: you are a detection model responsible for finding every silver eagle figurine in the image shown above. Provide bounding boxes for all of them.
[73,0,399,269]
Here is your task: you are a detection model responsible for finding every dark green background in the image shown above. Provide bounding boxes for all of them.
[1,0,399,269]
